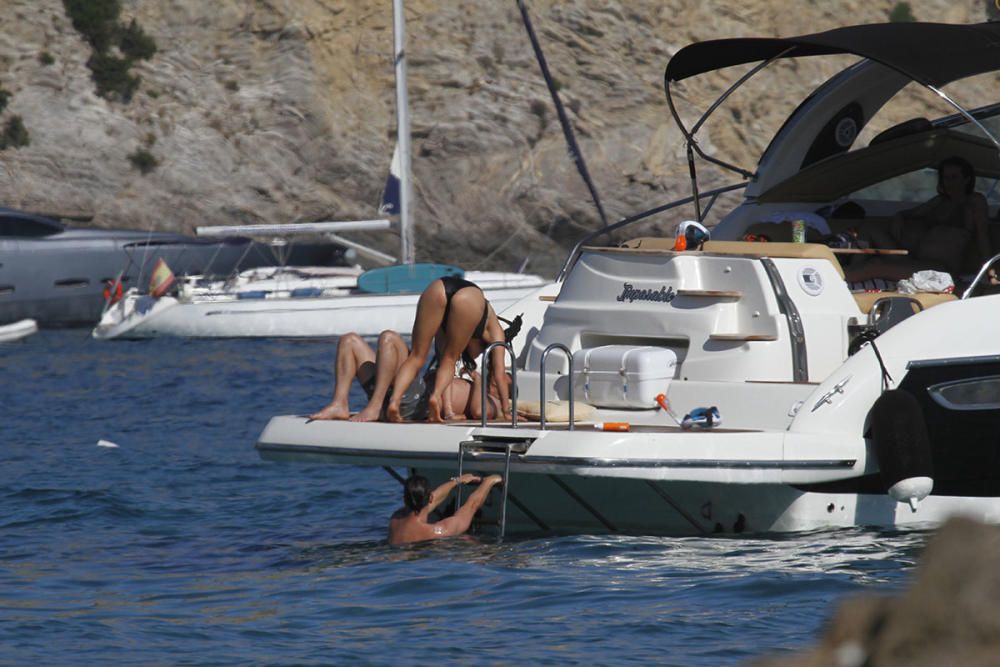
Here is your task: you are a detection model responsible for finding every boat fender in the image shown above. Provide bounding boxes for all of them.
[870,389,933,512]
[103,279,124,304]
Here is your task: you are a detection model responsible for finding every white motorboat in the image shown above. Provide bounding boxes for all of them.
[0,318,38,342]
[258,23,1000,536]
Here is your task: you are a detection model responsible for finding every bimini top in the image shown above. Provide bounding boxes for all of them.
[665,22,1000,88]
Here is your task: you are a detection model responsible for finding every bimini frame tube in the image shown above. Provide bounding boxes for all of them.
[664,48,791,221]
[926,85,1000,153]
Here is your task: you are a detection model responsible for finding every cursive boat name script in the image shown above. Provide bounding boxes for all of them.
[617,283,676,304]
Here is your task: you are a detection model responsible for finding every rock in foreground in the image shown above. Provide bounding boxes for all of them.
[754,517,1000,667]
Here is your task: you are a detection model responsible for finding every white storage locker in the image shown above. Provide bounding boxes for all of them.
[572,345,677,409]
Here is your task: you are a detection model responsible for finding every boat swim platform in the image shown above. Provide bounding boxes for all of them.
[298,415,758,434]
[257,415,860,486]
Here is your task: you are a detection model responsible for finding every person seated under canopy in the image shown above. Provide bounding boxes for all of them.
[844,156,992,283]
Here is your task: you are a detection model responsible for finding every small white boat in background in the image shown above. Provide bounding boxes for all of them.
[0,318,38,342]
[92,262,548,339]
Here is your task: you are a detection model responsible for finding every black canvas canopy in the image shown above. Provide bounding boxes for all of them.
[665,22,1000,88]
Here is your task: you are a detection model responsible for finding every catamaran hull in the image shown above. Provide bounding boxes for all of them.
[94,284,543,339]
[255,416,1000,536]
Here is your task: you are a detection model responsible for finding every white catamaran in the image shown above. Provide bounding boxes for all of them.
[256,21,1000,537]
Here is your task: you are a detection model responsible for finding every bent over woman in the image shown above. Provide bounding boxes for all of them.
[386,276,511,423]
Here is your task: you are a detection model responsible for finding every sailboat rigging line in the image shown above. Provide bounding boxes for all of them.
[555,181,748,281]
[474,226,523,269]
[223,239,256,283]
[134,224,158,294]
[516,0,610,233]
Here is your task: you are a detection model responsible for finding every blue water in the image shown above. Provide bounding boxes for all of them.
[1,332,926,665]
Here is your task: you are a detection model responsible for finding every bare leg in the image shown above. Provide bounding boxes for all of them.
[310,333,376,420]
[350,330,409,422]
[427,288,485,423]
[443,377,472,420]
[386,281,447,422]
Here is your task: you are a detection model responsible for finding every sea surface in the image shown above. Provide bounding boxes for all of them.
[1,332,928,665]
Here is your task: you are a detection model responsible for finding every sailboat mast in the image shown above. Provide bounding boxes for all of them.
[392,0,415,265]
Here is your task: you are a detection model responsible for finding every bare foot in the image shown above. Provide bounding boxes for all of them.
[348,405,382,422]
[385,401,403,423]
[309,403,349,421]
[426,394,444,423]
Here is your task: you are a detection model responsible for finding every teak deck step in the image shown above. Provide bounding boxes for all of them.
[676,289,742,299]
[709,333,778,342]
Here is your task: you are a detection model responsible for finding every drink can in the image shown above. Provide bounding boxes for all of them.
[792,220,806,243]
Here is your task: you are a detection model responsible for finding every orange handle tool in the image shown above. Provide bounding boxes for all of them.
[594,422,630,432]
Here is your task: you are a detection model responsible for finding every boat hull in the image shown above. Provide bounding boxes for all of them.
[255,416,1000,536]
[96,284,545,339]
[0,318,38,342]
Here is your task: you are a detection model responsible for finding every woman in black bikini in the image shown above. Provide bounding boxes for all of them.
[386,276,511,423]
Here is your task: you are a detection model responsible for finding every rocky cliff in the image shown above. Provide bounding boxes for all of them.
[0,1,995,274]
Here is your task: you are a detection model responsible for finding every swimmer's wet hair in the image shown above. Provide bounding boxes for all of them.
[404,475,431,512]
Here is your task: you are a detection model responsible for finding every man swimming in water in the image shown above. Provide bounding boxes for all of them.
[389,473,503,545]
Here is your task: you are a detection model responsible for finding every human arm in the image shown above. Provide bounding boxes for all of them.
[483,314,511,419]
[423,473,481,516]
[432,474,503,537]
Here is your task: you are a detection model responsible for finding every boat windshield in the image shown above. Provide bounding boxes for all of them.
[851,166,1000,207]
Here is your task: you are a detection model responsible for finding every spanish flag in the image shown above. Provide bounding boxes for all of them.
[149,258,175,297]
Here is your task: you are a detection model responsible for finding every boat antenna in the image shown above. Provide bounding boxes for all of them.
[516,0,610,236]
[392,0,415,265]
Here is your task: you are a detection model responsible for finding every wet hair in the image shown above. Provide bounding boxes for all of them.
[938,156,976,196]
[403,475,431,512]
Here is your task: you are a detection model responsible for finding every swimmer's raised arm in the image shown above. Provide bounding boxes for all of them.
[424,473,480,515]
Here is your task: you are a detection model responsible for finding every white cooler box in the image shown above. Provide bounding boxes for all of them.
[572,345,677,409]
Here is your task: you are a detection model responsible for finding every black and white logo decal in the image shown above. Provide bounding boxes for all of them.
[617,283,677,303]
[797,267,824,296]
